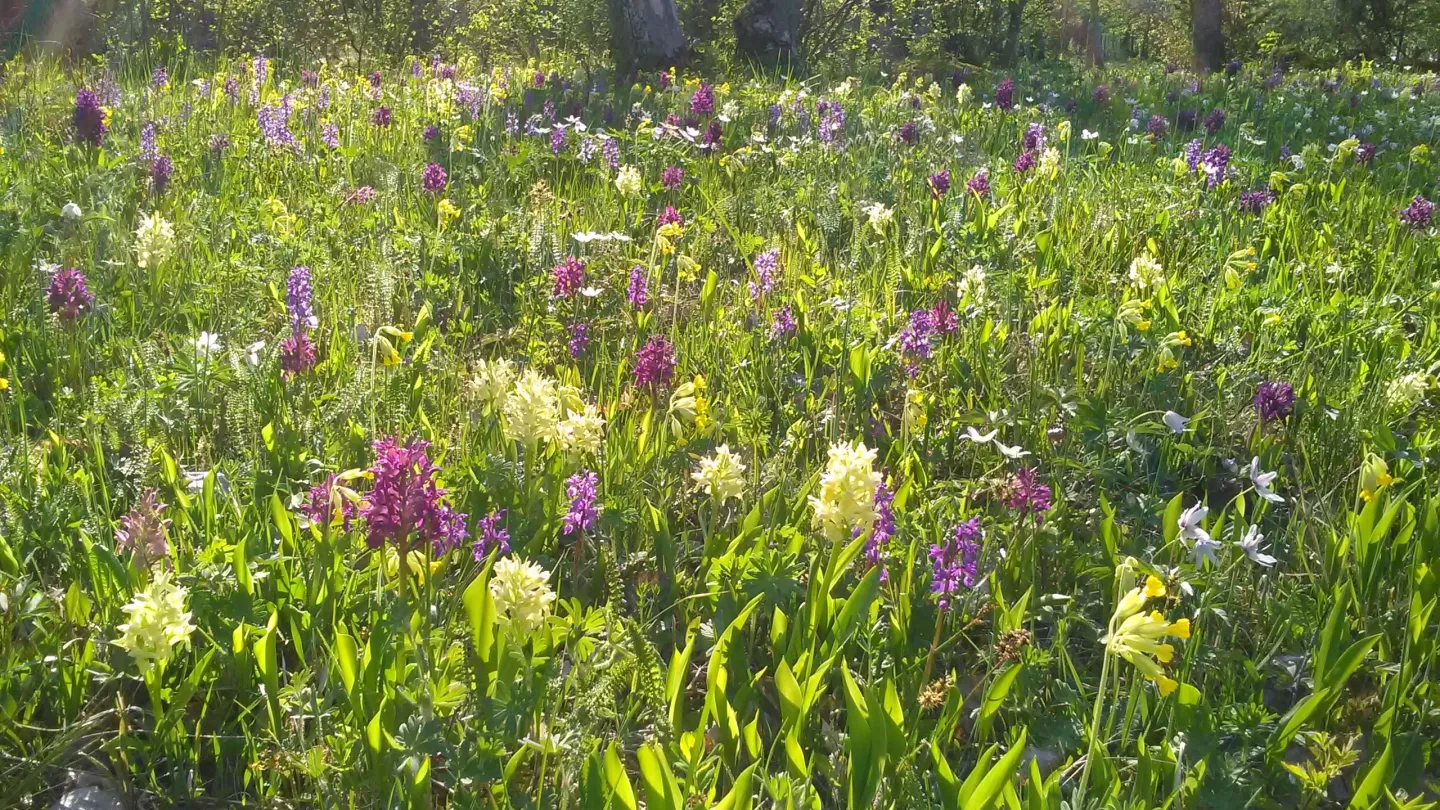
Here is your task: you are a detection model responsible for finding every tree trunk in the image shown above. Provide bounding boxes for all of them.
[734,0,800,71]
[609,0,687,73]
[1084,0,1103,68]
[1190,0,1224,73]
[1002,0,1025,66]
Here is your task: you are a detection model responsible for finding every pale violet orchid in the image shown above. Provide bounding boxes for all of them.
[1178,503,1210,544]
[1237,525,1277,568]
[1163,411,1190,434]
[1248,457,1285,503]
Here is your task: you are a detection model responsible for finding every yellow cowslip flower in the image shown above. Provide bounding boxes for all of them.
[1163,331,1192,348]
[1103,575,1189,696]
[655,221,684,255]
[1411,144,1430,165]
[384,545,443,582]
[1097,141,1113,159]
[1155,346,1178,373]
[903,386,928,432]
[693,444,746,504]
[810,441,881,542]
[1269,171,1288,192]
[1057,120,1072,142]
[115,572,196,674]
[1359,453,1396,503]
[1335,137,1359,162]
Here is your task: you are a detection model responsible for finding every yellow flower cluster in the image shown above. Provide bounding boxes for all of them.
[1104,575,1191,696]
[810,441,881,542]
[490,556,556,639]
[693,444,746,504]
[135,212,175,269]
[115,572,197,674]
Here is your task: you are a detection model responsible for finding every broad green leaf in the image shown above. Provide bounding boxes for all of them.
[976,663,1023,740]
[636,743,683,810]
[603,742,637,810]
[964,728,1028,810]
[714,763,756,810]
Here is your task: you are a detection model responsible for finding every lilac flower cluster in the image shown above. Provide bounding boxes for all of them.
[603,137,620,170]
[750,248,780,299]
[1238,189,1274,214]
[562,470,599,535]
[422,162,447,194]
[1146,114,1167,141]
[568,322,590,357]
[701,119,724,151]
[1400,195,1434,230]
[662,165,684,190]
[633,336,676,388]
[472,509,511,560]
[1178,109,1197,132]
[1200,144,1231,188]
[47,267,95,323]
[1254,381,1295,423]
[1203,108,1226,135]
[995,78,1015,111]
[898,121,919,146]
[1185,139,1204,172]
[690,83,715,117]
[322,123,340,149]
[280,332,318,379]
[1021,123,1045,151]
[150,65,168,89]
[258,101,301,151]
[929,169,951,198]
[771,305,796,339]
[865,482,895,580]
[301,475,357,533]
[140,121,158,162]
[423,124,441,142]
[930,517,982,611]
[1356,143,1377,165]
[287,265,317,332]
[1007,468,1053,523]
[550,127,567,155]
[1013,149,1038,174]
[150,156,173,194]
[74,89,107,145]
[657,206,683,229]
[282,265,319,379]
[967,169,991,198]
[551,256,586,299]
[372,106,392,127]
[817,100,845,147]
[361,437,468,555]
[116,488,171,567]
[627,266,649,309]
[1092,84,1109,104]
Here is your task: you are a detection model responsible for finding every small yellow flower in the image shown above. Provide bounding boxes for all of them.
[1143,576,1166,599]
[438,198,460,225]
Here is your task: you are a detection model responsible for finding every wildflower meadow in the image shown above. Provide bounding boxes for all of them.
[2,53,1440,809]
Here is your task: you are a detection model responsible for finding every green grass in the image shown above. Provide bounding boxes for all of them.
[1,54,1438,808]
